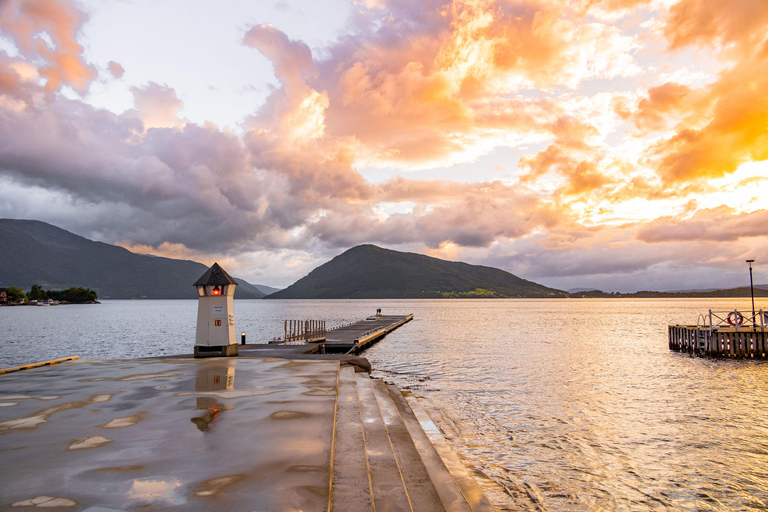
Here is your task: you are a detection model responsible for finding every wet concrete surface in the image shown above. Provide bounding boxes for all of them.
[0,357,340,511]
[152,344,372,373]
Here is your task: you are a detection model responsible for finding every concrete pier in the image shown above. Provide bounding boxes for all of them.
[0,357,496,511]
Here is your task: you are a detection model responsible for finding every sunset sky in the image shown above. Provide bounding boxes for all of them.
[1,0,766,291]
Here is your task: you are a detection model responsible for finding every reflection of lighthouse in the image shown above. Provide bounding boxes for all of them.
[193,263,238,358]
[192,363,235,432]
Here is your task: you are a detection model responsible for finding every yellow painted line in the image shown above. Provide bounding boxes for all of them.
[0,356,79,375]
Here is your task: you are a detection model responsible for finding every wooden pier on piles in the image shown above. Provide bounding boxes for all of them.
[669,309,768,358]
[324,314,414,354]
[278,314,414,354]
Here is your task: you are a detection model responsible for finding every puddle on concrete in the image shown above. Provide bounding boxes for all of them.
[301,379,328,386]
[191,398,230,432]
[10,495,77,507]
[68,435,112,450]
[89,394,114,403]
[288,465,325,473]
[194,474,244,497]
[194,366,236,391]
[118,372,183,381]
[0,395,115,434]
[98,414,144,429]
[128,478,185,506]
[97,465,144,472]
[0,393,118,432]
[176,390,276,399]
[0,395,60,401]
[303,388,337,397]
[271,411,312,420]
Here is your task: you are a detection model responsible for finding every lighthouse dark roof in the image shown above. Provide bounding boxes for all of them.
[193,262,238,287]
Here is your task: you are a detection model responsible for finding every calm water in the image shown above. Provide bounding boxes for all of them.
[3,298,768,511]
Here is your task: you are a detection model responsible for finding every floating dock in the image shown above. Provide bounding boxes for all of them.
[669,309,767,358]
[0,356,496,512]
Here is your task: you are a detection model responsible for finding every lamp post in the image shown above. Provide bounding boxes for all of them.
[747,259,755,330]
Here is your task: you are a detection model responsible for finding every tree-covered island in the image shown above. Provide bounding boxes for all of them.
[0,285,98,305]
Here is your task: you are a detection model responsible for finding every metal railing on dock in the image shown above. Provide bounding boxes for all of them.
[669,309,767,358]
[284,319,326,343]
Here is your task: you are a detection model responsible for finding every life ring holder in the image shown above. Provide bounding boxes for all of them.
[726,311,744,326]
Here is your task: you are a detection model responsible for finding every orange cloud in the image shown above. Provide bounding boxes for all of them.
[0,0,95,93]
[633,82,692,130]
[320,0,640,167]
[665,0,768,54]
[650,55,768,183]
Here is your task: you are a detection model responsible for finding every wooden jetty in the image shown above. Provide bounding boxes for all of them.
[669,309,768,358]
[278,314,414,354]
[324,314,414,354]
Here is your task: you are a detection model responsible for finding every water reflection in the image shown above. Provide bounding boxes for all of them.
[128,478,184,505]
[191,363,235,432]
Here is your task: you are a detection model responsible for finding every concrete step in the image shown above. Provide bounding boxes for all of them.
[386,385,474,512]
[356,373,412,512]
[370,379,445,512]
[404,395,498,512]
[331,366,373,512]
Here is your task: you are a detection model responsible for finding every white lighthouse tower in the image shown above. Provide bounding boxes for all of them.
[194,262,238,358]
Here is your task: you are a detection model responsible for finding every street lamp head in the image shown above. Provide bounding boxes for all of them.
[746,259,755,263]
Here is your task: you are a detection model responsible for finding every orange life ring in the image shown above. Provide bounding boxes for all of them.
[726,312,744,326]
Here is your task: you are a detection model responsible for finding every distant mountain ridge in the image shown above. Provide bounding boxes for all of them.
[266,244,568,299]
[574,288,768,298]
[253,284,282,295]
[0,219,265,299]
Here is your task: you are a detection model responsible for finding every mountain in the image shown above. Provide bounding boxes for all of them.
[266,244,567,299]
[0,219,265,299]
[253,284,282,295]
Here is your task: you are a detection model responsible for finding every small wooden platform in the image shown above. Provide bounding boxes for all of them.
[669,325,768,358]
[669,309,767,358]
[323,314,414,354]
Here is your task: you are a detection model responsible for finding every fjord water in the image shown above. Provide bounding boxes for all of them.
[3,298,767,510]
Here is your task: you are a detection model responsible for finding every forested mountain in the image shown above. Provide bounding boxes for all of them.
[266,244,568,299]
[0,219,265,299]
